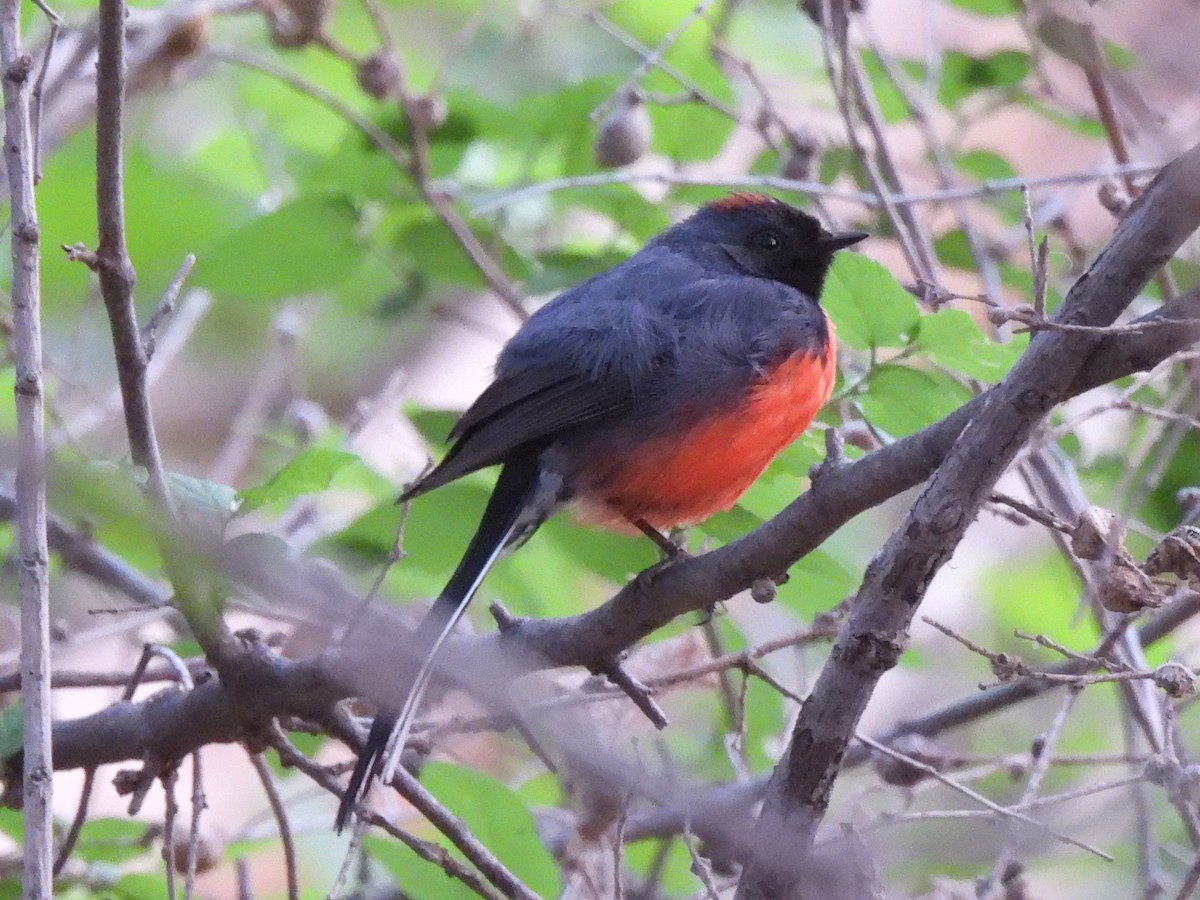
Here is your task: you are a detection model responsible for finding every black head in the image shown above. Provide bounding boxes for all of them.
[673,193,867,298]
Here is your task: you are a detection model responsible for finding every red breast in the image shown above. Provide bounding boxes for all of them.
[574,327,837,530]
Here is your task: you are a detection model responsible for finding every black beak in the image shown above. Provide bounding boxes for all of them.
[819,230,869,252]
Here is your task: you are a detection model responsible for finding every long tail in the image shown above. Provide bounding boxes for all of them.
[335,456,541,832]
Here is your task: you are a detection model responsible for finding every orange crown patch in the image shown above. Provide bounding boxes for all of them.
[708,192,780,213]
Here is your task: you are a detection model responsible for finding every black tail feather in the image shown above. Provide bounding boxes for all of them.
[335,455,542,831]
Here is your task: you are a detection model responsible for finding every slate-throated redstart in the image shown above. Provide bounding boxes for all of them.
[336,193,866,830]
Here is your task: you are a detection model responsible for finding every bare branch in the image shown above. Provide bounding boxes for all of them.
[0,0,52,892]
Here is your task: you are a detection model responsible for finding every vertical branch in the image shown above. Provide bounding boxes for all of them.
[95,0,171,509]
[0,2,52,896]
[92,0,233,658]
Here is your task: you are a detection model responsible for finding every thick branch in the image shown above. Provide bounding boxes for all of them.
[734,142,1200,900]
[7,278,1194,782]
[49,639,339,771]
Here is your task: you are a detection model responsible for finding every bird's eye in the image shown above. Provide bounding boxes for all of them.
[756,231,781,251]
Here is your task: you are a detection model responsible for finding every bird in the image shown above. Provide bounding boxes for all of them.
[335,193,867,830]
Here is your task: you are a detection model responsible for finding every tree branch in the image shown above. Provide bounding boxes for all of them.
[0,1,52,893]
[734,141,1200,900]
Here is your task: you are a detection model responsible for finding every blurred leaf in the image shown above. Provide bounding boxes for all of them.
[0,809,21,843]
[819,146,863,186]
[367,835,481,900]
[858,365,972,437]
[939,50,1030,108]
[408,408,461,448]
[49,458,163,572]
[327,500,405,562]
[393,217,528,288]
[238,448,360,512]
[934,229,974,269]
[113,872,170,899]
[915,308,1025,381]
[197,195,365,301]
[955,149,1016,182]
[1019,96,1106,139]
[423,763,561,897]
[75,818,152,864]
[166,472,240,541]
[1104,40,1138,71]
[822,253,920,350]
[945,0,1018,13]
[0,704,21,759]
[859,51,908,124]
[625,838,701,895]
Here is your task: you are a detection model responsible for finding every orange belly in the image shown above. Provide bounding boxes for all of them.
[575,346,836,530]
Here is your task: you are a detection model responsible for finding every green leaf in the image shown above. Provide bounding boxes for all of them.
[858,365,972,437]
[393,218,528,288]
[238,448,360,512]
[915,308,1025,381]
[955,149,1016,182]
[197,195,364,302]
[939,50,1030,108]
[1018,96,1106,139]
[75,818,153,864]
[369,763,561,899]
[1104,40,1137,71]
[0,704,22,759]
[165,472,240,539]
[366,835,481,900]
[945,0,1018,14]
[822,253,920,350]
[859,50,909,124]
[933,230,974,269]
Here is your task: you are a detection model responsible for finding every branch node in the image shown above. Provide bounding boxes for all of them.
[808,427,848,485]
[488,601,523,633]
[750,578,777,605]
[61,242,99,270]
[1153,661,1195,699]
[4,53,31,84]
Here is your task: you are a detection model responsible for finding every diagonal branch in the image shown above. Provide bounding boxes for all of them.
[733,141,1200,900]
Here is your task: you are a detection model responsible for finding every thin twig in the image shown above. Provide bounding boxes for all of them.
[587,1,733,123]
[269,728,508,900]
[27,0,59,185]
[51,288,212,449]
[469,160,1162,217]
[141,254,196,359]
[248,753,298,900]
[857,733,1111,861]
[979,687,1082,899]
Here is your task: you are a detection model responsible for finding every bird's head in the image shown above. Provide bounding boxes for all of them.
[676,193,867,297]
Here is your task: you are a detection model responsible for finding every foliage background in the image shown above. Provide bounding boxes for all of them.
[1,0,1198,897]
